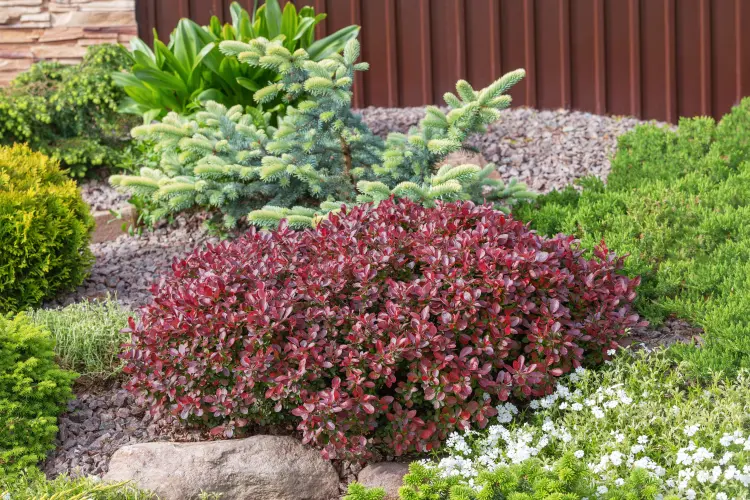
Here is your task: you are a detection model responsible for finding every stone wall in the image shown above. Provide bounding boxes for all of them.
[0,0,137,86]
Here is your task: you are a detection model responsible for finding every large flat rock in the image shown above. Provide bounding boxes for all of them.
[103,435,340,500]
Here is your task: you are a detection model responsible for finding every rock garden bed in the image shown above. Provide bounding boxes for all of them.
[36,106,692,500]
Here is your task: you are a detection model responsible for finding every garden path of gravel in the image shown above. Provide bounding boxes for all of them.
[44,107,672,485]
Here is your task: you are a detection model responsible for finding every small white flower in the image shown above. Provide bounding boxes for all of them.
[684,424,700,437]
[574,450,585,459]
[571,402,583,411]
[597,485,608,495]
[685,489,696,500]
[715,493,728,500]
[720,451,734,465]
[609,451,624,466]
[606,348,616,356]
[614,478,625,486]
[637,435,649,445]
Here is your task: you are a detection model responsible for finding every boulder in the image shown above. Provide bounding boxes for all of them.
[357,462,410,500]
[103,435,340,500]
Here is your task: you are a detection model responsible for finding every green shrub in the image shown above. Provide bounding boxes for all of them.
[114,0,359,121]
[0,144,94,314]
[0,44,140,177]
[111,38,533,229]
[0,313,76,479]
[30,299,131,379]
[515,97,750,376]
[374,351,750,499]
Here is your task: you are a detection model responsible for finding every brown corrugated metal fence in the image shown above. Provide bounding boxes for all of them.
[135,0,750,122]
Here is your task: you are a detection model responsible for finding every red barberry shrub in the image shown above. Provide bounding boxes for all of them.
[122,199,644,459]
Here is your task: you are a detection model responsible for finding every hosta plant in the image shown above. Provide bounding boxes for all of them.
[122,199,643,459]
[114,0,359,121]
[110,38,534,229]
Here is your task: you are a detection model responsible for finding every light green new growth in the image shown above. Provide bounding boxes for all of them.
[112,37,534,229]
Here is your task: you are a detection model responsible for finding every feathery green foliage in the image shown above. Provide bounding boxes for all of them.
[515,97,750,377]
[0,44,140,177]
[29,299,131,379]
[0,313,76,480]
[114,0,359,121]
[0,145,94,314]
[112,38,533,228]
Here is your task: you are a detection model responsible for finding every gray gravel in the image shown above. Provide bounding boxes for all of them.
[49,215,218,309]
[79,179,131,213]
[359,106,667,193]
[43,384,202,479]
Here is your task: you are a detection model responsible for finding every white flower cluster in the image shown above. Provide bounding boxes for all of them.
[429,366,750,499]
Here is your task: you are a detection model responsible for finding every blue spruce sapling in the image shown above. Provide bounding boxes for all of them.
[111,37,533,229]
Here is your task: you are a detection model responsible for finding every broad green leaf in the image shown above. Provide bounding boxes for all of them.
[154,39,189,83]
[130,37,156,63]
[209,15,222,38]
[281,2,298,49]
[188,42,217,88]
[230,1,243,32]
[173,19,201,70]
[132,49,158,70]
[264,0,283,38]
[111,71,146,89]
[307,25,360,61]
[239,9,255,41]
[194,88,226,103]
[222,23,236,41]
[134,67,188,93]
[293,17,317,42]
[236,77,260,92]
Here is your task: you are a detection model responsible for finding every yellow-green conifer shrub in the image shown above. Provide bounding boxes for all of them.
[0,313,76,479]
[0,144,94,313]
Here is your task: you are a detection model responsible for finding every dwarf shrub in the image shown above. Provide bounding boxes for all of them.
[0,44,139,177]
[122,199,642,459]
[515,97,750,376]
[0,313,76,479]
[0,144,94,314]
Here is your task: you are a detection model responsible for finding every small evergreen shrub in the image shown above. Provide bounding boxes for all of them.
[122,199,642,459]
[30,299,131,379]
[0,44,139,177]
[111,39,534,229]
[0,144,94,314]
[0,313,76,479]
[515,97,750,375]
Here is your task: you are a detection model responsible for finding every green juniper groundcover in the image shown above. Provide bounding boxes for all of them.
[515,97,750,377]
